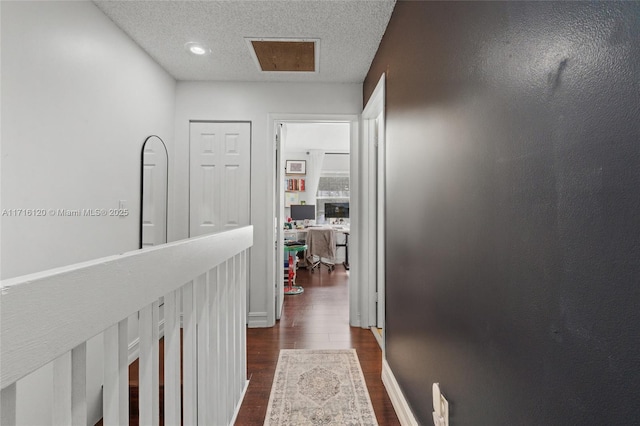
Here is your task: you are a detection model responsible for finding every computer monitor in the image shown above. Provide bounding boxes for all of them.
[290,204,316,221]
[324,202,349,218]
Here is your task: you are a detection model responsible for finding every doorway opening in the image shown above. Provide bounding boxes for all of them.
[271,116,356,325]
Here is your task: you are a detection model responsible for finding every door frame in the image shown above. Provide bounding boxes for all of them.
[267,113,359,326]
[361,74,386,344]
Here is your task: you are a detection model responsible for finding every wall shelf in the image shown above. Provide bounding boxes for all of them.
[285,177,306,191]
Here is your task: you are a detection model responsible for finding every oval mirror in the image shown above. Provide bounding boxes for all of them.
[140,135,168,248]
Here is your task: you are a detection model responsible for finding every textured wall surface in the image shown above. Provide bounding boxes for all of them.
[365,2,640,424]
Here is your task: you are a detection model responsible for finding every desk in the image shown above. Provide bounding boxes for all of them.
[284,226,349,270]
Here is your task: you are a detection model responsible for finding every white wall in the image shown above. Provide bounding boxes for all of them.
[173,82,361,327]
[283,150,315,206]
[283,122,350,152]
[282,122,350,207]
[282,153,350,211]
[322,153,350,174]
[1,1,176,424]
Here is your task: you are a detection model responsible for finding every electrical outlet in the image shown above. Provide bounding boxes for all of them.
[432,383,450,426]
[440,394,449,426]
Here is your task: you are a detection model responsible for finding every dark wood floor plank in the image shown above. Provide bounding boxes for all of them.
[97,267,399,426]
[235,267,400,425]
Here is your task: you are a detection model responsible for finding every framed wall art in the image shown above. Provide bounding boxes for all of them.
[285,160,306,175]
[284,191,299,207]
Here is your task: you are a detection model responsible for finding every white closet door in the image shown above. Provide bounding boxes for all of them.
[190,122,251,237]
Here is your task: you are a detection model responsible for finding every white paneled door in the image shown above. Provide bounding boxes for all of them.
[190,122,251,237]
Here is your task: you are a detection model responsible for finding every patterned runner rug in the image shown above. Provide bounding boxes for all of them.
[264,349,378,425]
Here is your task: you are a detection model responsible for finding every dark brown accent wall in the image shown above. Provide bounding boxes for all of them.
[365,2,640,424]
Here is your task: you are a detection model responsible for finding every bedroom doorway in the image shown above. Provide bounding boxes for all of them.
[272,116,355,322]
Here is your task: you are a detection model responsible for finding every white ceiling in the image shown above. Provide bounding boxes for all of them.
[93,0,396,83]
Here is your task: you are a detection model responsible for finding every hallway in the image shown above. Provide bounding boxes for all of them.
[236,267,399,424]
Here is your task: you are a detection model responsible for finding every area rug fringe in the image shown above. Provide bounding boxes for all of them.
[264,349,378,425]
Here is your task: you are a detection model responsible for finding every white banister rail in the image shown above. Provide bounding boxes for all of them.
[0,226,253,425]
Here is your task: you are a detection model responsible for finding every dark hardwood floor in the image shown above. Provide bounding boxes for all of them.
[98,265,398,425]
[235,265,400,425]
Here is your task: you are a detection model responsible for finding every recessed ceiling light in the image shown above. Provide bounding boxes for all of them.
[185,42,210,56]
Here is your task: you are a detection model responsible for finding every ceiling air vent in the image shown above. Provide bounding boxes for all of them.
[246,38,319,73]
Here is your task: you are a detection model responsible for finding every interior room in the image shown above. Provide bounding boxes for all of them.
[281,122,350,227]
[2,1,640,425]
[277,121,351,312]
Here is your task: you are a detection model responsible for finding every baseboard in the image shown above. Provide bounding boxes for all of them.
[349,312,361,328]
[128,319,166,364]
[382,359,419,426]
[370,326,383,350]
[128,338,140,365]
[247,311,269,328]
[228,379,250,426]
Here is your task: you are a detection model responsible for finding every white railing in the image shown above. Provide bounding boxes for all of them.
[0,226,253,426]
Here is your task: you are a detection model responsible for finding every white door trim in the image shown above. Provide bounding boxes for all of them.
[275,123,284,320]
[267,113,359,328]
[361,74,386,337]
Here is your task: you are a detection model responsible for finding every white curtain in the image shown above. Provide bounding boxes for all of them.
[305,150,325,206]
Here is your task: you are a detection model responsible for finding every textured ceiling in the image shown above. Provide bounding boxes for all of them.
[93,0,396,83]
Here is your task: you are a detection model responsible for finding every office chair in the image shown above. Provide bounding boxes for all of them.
[305,227,337,273]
